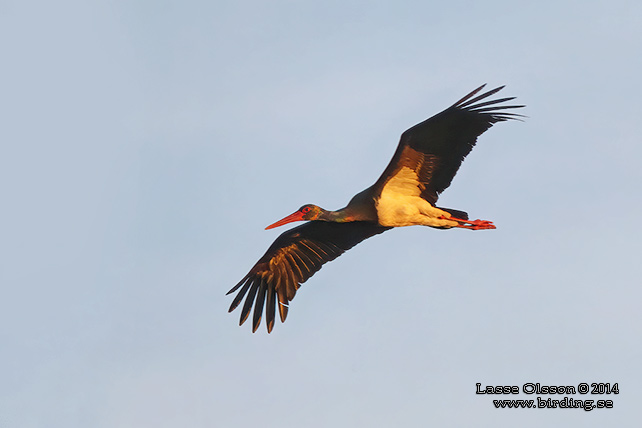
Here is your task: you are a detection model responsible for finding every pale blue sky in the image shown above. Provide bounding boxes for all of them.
[2,1,641,427]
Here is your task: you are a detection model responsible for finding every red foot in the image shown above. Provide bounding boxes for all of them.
[439,215,496,230]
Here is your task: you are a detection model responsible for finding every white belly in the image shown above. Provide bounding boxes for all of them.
[375,166,458,228]
[375,194,458,227]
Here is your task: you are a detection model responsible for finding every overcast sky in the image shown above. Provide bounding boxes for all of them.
[2,0,641,427]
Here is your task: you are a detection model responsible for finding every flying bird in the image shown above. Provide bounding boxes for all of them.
[227,84,523,333]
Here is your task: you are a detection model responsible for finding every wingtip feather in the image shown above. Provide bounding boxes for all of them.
[278,295,289,323]
[451,83,487,107]
[251,278,267,332]
[265,280,276,333]
[239,281,259,326]
[458,85,506,109]
[227,279,251,313]
[226,275,249,295]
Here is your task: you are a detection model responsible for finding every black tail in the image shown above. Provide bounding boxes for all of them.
[437,207,468,220]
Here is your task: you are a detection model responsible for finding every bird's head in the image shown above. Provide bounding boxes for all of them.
[265,204,323,230]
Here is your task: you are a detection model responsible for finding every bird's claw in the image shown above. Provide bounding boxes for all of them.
[440,216,496,230]
[464,219,496,230]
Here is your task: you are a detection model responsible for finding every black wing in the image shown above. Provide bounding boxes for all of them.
[373,84,524,205]
[227,221,390,333]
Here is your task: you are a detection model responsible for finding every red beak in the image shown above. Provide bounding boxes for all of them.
[265,210,305,230]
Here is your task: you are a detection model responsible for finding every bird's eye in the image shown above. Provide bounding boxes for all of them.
[302,206,310,213]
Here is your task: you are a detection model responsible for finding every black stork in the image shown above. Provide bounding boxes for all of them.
[227,84,523,333]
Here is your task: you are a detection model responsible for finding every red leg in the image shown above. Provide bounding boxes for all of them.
[439,215,496,230]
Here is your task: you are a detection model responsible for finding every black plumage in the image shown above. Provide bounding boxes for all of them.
[372,84,524,205]
[227,222,390,332]
[227,84,523,332]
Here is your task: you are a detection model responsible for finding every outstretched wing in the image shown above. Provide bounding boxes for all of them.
[373,84,524,205]
[227,221,390,333]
